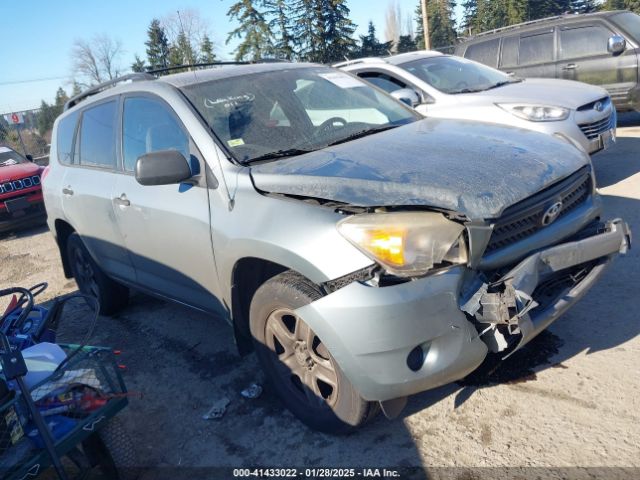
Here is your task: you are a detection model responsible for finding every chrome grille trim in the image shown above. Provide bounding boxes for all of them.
[579,114,614,140]
[485,167,591,254]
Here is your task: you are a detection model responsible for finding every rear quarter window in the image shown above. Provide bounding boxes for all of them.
[464,39,500,67]
[56,111,79,165]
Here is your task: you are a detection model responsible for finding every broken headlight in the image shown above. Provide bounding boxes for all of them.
[337,212,467,277]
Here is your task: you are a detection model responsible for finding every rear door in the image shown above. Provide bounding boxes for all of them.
[60,98,136,281]
[112,94,218,311]
[557,22,638,95]
[511,28,557,79]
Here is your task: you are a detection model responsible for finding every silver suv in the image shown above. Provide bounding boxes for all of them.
[337,52,617,155]
[43,63,631,433]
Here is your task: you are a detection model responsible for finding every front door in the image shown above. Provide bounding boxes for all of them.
[112,94,219,311]
[557,22,638,98]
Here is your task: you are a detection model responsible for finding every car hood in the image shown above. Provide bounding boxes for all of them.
[0,161,40,182]
[472,78,609,110]
[250,118,590,220]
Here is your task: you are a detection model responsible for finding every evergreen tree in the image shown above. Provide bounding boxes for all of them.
[227,0,274,61]
[415,0,457,50]
[200,35,216,63]
[396,34,418,53]
[460,0,478,35]
[324,0,358,62]
[602,0,625,7]
[358,21,392,57]
[131,55,146,72]
[145,19,171,70]
[626,0,640,12]
[266,0,296,59]
[291,0,321,61]
[54,88,68,108]
[170,31,195,66]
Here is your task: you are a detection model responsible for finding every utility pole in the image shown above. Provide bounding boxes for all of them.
[421,0,430,50]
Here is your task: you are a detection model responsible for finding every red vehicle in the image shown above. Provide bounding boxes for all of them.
[0,146,46,233]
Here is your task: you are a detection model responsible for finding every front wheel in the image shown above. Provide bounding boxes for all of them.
[250,271,378,434]
[67,233,129,315]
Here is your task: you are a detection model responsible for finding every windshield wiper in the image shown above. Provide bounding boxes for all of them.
[245,148,315,164]
[486,79,522,90]
[326,125,399,147]
[448,87,487,94]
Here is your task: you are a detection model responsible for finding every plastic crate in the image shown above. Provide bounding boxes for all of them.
[0,345,128,479]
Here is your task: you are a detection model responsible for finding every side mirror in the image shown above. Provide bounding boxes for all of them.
[25,154,34,162]
[390,88,421,108]
[135,150,192,186]
[607,35,626,55]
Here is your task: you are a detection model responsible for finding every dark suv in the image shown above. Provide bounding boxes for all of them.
[455,10,640,112]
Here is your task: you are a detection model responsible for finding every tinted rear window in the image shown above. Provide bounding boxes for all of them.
[78,101,117,168]
[56,111,79,165]
[560,25,613,59]
[519,31,554,65]
[464,39,500,67]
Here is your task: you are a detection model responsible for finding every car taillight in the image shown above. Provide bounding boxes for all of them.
[40,165,51,183]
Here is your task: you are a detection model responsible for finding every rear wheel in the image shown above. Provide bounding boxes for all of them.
[250,271,377,434]
[67,233,129,315]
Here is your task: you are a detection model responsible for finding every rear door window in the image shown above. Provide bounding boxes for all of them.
[56,111,79,165]
[500,36,519,68]
[122,96,189,172]
[519,31,554,65]
[78,101,117,168]
[464,39,500,67]
[560,25,614,59]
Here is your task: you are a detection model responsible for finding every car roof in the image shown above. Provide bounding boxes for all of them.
[64,62,320,112]
[0,146,16,154]
[460,10,628,44]
[335,50,443,68]
[159,62,317,88]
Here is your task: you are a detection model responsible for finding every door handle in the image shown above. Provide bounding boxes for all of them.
[562,63,577,71]
[113,194,130,207]
[62,186,74,196]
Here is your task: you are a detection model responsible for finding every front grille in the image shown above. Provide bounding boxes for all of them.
[0,175,41,195]
[579,114,614,140]
[576,96,609,112]
[485,167,591,254]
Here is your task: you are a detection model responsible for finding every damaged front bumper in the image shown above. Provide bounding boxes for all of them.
[462,219,631,356]
[295,218,630,403]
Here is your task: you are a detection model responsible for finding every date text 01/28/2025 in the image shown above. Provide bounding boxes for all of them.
[233,468,401,478]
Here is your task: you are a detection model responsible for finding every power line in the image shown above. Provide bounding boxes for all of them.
[0,75,70,86]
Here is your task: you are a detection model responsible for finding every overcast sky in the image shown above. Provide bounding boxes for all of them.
[1,0,462,113]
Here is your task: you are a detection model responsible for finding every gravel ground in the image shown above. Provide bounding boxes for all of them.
[1,115,639,480]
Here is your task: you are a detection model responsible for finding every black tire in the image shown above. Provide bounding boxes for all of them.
[67,232,129,315]
[83,417,138,480]
[250,270,377,434]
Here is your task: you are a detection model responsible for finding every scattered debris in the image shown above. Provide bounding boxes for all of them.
[240,383,263,399]
[202,397,230,420]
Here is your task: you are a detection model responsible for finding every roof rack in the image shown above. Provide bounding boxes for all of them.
[469,10,621,39]
[472,14,567,38]
[64,73,154,111]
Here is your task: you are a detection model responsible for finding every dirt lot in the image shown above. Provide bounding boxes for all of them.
[1,115,639,479]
